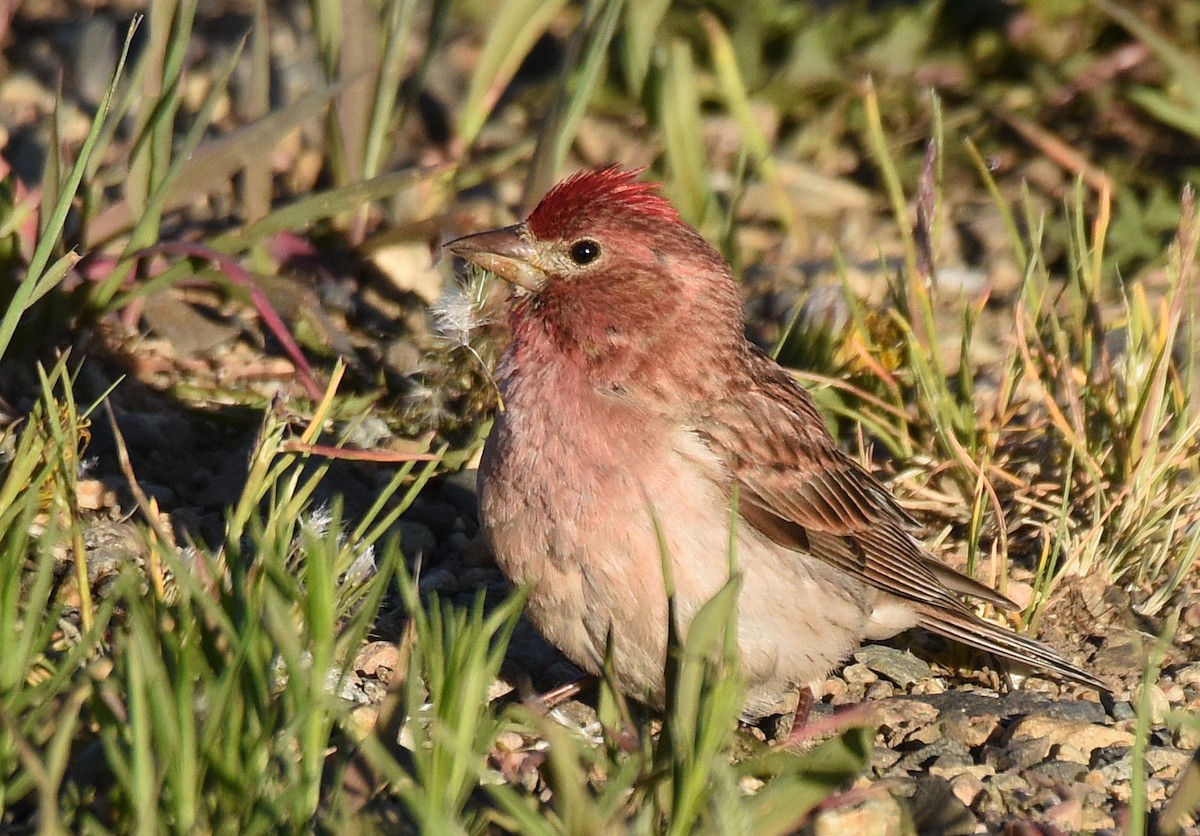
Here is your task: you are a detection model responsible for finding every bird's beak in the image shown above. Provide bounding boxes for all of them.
[442,224,547,293]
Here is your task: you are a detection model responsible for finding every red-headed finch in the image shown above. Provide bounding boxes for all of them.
[443,165,1106,718]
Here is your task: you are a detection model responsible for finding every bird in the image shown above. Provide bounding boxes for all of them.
[442,165,1107,719]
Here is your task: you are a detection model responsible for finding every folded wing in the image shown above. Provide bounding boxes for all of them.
[696,349,1107,691]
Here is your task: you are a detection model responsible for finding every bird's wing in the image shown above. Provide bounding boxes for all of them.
[693,350,1108,691]
[695,351,1015,616]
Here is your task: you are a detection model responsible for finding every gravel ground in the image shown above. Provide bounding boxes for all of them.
[52,404,1200,833]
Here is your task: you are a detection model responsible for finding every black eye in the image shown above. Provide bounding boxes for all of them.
[569,239,601,265]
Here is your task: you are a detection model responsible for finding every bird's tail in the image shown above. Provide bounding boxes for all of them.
[915,606,1110,692]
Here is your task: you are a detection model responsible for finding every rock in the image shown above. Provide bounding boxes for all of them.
[327,668,368,705]
[438,467,481,513]
[843,662,878,685]
[893,737,974,774]
[822,677,849,704]
[81,518,148,581]
[910,678,944,695]
[976,771,1033,816]
[811,791,911,836]
[1005,715,1135,756]
[940,711,1001,748]
[1090,633,1147,671]
[409,497,462,533]
[1145,746,1192,778]
[919,689,1105,724]
[931,763,994,805]
[1090,744,1133,769]
[373,242,445,304]
[907,775,977,836]
[1053,743,1089,765]
[1090,750,1134,793]
[1028,759,1088,785]
[870,698,940,747]
[1108,700,1136,721]
[865,680,896,700]
[351,704,379,732]
[76,478,117,511]
[355,640,401,675]
[458,533,495,568]
[1175,662,1200,689]
[855,646,933,688]
[141,290,243,355]
[1132,682,1170,724]
[904,721,944,746]
[1161,680,1185,703]
[494,731,525,753]
[398,520,437,559]
[361,678,389,702]
[1080,808,1117,831]
[1043,798,1083,830]
[418,567,457,592]
[1000,736,1053,770]
[870,746,901,774]
[1173,723,1200,750]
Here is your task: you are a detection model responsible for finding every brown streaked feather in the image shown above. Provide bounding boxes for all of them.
[699,352,1000,614]
[914,607,1109,691]
[922,558,1019,611]
[699,347,1107,691]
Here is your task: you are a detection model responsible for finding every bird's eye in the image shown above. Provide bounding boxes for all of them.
[569,239,601,265]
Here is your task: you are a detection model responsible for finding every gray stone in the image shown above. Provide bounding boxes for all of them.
[855,645,933,688]
[1108,700,1136,721]
[973,771,1031,819]
[1090,744,1134,768]
[893,736,974,775]
[418,567,457,592]
[870,698,941,747]
[940,710,1001,748]
[1093,751,1134,784]
[1175,662,1200,689]
[908,775,978,836]
[870,745,902,774]
[438,467,481,513]
[1028,759,1088,785]
[1145,746,1192,778]
[397,520,437,559]
[408,496,462,533]
[1002,736,1054,770]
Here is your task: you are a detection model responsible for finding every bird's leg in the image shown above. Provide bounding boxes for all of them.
[522,674,642,752]
[779,685,814,746]
[794,686,815,728]
[526,673,598,710]
[779,686,871,749]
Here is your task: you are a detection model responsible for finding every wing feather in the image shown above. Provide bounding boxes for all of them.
[696,349,1106,691]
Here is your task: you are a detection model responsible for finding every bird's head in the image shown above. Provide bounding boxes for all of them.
[442,166,743,377]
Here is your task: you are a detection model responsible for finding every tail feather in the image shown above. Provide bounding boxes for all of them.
[916,607,1110,692]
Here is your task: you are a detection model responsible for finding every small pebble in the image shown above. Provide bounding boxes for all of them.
[1145,746,1192,778]
[841,662,878,685]
[495,731,525,753]
[854,645,932,688]
[1132,682,1171,724]
[864,680,895,701]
